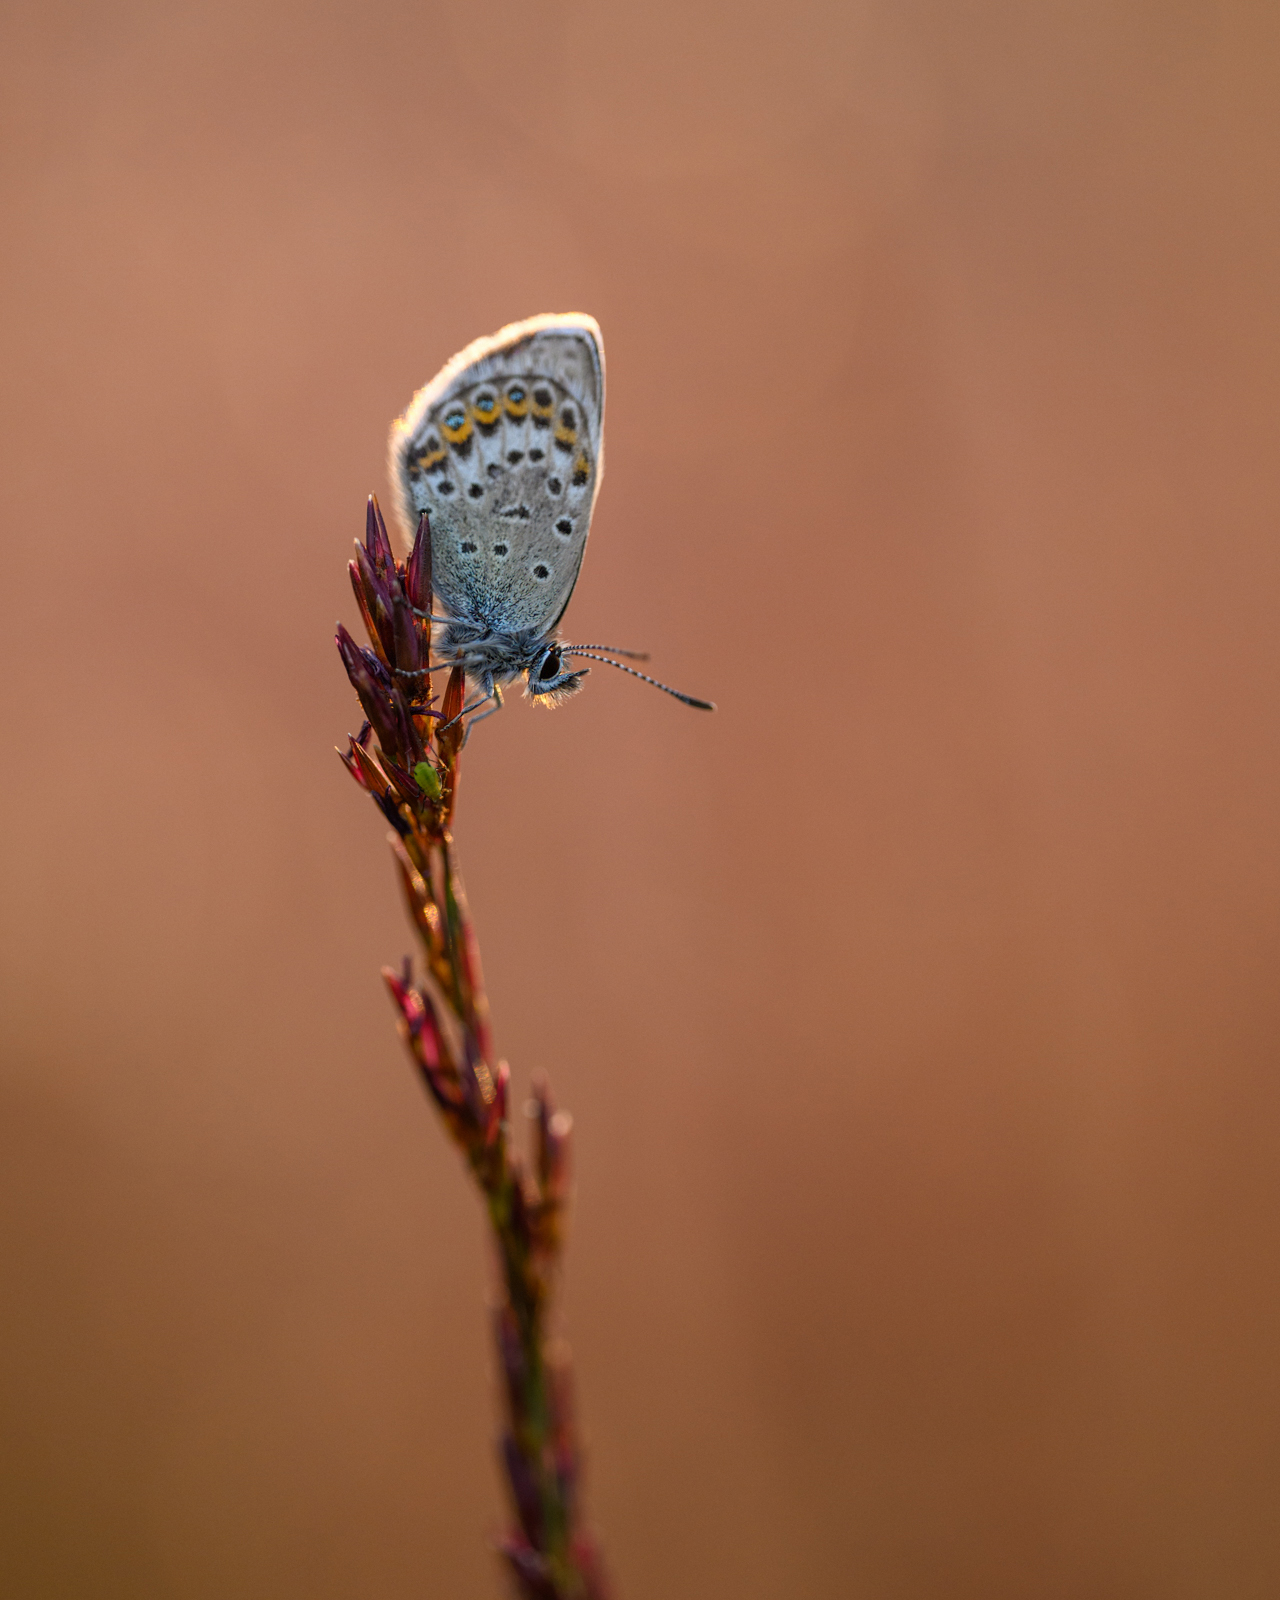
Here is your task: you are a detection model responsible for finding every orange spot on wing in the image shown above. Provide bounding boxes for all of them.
[439,407,473,445]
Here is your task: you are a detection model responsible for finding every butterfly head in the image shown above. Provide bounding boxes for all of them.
[525,642,589,706]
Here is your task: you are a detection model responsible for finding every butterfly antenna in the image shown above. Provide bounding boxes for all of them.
[566,644,650,661]
[563,650,715,709]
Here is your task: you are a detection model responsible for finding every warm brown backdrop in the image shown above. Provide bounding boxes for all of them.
[3,2,1280,1596]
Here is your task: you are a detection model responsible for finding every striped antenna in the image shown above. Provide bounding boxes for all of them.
[565,645,650,660]
[563,650,715,710]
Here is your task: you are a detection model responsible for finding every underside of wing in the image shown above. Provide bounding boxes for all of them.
[388,314,605,636]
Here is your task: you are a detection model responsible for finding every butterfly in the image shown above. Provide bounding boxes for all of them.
[388,313,713,732]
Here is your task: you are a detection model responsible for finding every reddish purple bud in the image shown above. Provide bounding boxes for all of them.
[548,1360,581,1506]
[493,1303,525,1418]
[457,1035,490,1128]
[382,969,463,1113]
[461,921,494,1063]
[385,967,432,1050]
[409,986,445,1073]
[380,751,424,808]
[336,624,401,758]
[349,741,385,790]
[545,1113,572,1210]
[501,1434,545,1549]
[435,663,467,769]
[392,591,420,677]
[356,527,407,617]
[498,1538,557,1600]
[365,493,395,580]
[353,538,384,607]
[532,1072,572,1206]
[485,1059,510,1147]
[373,592,396,670]
[348,558,385,662]
[506,1164,534,1249]
[390,844,445,959]
[571,1537,613,1600]
[441,663,464,720]
[335,620,367,682]
[390,684,426,767]
[382,965,409,1012]
[406,511,433,612]
[339,736,388,795]
[354,543,397,663]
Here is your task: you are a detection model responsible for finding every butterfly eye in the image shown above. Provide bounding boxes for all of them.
[539,650,562,680]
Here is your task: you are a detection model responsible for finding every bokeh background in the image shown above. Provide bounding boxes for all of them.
[3,2,1280,1595]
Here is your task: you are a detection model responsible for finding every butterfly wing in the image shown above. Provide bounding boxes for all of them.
[389,313,605,637]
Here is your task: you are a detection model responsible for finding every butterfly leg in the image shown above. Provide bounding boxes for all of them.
[438,686,492,732]
[460,684,504,748]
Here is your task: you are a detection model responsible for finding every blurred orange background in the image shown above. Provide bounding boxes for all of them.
[3,2,1280,1596]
